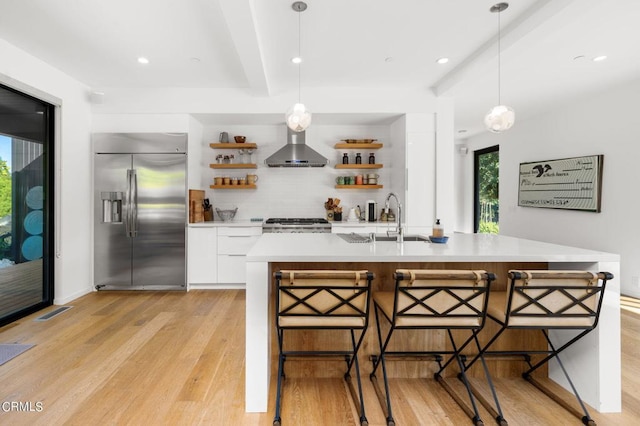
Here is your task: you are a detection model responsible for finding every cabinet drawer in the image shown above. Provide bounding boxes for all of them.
[218,226,262,236]
[217,235,260,254]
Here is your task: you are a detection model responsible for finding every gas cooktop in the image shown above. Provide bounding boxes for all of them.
[263,218,331,233]
[265,218,329,225]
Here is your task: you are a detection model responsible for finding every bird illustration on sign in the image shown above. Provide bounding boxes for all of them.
[532,164,552,177]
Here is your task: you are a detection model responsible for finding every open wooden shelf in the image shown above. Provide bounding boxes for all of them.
[335,184,383,189]
[210,163,257,169]
[335,164,383,169]
[210,143,258,149]
[334,143,383,149]
[210,184,257,189]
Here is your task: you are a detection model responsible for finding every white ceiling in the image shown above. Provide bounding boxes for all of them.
[1,0,639,137]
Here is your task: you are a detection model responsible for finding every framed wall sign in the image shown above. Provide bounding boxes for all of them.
[518,154,603,212]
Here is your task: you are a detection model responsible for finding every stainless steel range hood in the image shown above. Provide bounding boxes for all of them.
[265,128,328,167]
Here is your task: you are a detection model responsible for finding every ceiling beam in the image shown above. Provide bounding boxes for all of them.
[219,0,271,96]
[432,0,580,96]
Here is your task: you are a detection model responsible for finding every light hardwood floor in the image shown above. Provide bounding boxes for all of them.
[0,290,638,425]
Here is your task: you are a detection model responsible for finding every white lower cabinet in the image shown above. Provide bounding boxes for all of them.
[217,226,262,284]
[187,226,217,284]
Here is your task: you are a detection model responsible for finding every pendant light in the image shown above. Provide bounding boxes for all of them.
[484,2,515,133]
[286,1,312,132]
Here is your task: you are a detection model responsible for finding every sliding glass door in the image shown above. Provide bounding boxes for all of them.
[0,83,54,327]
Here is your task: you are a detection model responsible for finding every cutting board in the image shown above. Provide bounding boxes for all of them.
[189,189,205,223]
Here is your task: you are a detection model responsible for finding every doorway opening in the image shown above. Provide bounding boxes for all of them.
[474,145,499,234]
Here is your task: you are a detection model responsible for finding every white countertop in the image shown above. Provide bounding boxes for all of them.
[246,232,619,263]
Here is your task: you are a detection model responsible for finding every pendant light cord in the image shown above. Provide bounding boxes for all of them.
[498,9,501,105]
[298,8,302,104]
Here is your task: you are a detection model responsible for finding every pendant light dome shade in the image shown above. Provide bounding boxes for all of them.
[484,105,515,133]
[286,102,312,132]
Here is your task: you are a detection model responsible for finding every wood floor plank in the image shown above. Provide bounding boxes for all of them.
[0,290,638,425]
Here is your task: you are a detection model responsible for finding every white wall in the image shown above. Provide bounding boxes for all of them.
[458,78,640,297]
[0,39,93,304]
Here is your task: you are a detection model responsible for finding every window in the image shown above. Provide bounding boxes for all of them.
[0,83,55,326]
[474,145,499,234]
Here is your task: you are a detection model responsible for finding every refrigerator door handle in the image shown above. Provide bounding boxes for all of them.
[131,169,139,237]
[125,169,133,237]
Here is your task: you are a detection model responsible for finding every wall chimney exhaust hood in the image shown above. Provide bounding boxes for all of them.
[265,128,328,167]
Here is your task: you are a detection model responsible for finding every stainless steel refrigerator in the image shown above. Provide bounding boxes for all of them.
[93,133,187,290]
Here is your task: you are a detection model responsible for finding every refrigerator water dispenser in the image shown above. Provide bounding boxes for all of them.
[101,191,123,223]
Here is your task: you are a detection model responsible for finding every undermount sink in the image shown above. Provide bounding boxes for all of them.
[373,234,429,242]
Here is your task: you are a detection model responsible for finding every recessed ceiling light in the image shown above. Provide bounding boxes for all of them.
[385,57,393,63]
[291,57,302,64]
[573,55,585,61]
[137,57,149,64]
[458,129,467,134]
[592,55,607,62]
[190,57,201,63]
[436,57,449,64]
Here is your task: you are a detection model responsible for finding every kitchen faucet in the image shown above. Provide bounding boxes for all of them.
[385,192,404,243]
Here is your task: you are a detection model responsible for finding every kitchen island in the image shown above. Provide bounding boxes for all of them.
[245,232,620,413]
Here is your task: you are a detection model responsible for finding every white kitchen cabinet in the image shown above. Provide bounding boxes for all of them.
[217,226,261,284]
[404,115,436,230]
[187,226,217,284]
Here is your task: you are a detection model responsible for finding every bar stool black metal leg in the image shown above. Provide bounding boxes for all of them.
[450,330,484,426]
[370,304,395,426]
[344,329,368,425]
[523,331,596,426]
[472,333,507,426]
[273,329,286,426]
[273,355,284,425]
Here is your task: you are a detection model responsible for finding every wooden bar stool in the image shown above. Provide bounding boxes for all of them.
[465,270,612,426]
[370,269,496,426]
[273,270,374,426]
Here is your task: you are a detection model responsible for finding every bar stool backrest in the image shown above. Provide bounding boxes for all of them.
[393,269,493,328]
[276,270,372,329]
[504,270,609,328]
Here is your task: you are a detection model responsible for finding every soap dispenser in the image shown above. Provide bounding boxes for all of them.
[433,219,444,238]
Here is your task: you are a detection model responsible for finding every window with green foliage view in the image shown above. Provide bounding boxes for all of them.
[474,146,499,234]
